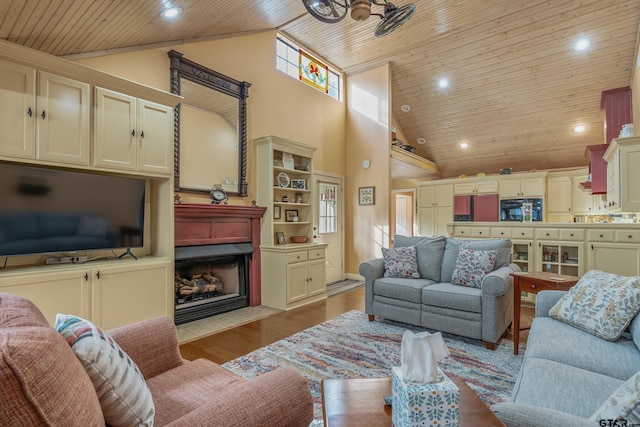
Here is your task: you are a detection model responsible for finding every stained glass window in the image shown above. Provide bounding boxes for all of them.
[276,35,342,101]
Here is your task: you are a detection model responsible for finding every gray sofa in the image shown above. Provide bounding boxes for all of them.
[359,236,516,349]
[492,290,640,426]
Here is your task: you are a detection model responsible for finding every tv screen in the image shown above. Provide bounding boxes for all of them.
[0,163,146,257]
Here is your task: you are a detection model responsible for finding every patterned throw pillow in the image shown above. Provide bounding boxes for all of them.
[55,314,155,427]
[450,248,497,288]
[549,270,640,341]
[590,370,640,423]
[382,246,420,278]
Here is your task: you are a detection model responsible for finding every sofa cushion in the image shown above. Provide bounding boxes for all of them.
[511,357,622,419]
[526,317,640,381]
[422,282,482,313]
[393,235,446,282]
[55,314,155,427]
[441,238,511,284]
[374,277,435,302]
[451,248,497,288]
[147,358,246,425]
[590,370,640,424]
[549,270,640,341]
[382,246,420,278]
[0,326,104,426]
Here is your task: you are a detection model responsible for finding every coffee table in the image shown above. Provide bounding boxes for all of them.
[321,376,506,426]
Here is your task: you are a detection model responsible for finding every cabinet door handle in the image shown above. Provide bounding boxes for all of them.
[478,231,483,235]
[96,271,101,279]
[41,110,46,119]
[521,232,525,236]
[27,107,32,117]
[546,233,550,236]
[84,272,89,281]
[140,131,145,138]
[131,129,135,136]
[600,234,604,238]
[591,244,594,250]
[570,233,574,237]
[629,235,633,239]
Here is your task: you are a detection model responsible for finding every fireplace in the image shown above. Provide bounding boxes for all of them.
[174,203,266,325]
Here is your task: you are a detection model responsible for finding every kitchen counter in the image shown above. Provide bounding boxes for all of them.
[446,221,640,277]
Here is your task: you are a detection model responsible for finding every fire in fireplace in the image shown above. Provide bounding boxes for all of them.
[174,243,252,325]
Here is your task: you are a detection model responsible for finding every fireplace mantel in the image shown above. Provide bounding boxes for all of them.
[175,203,266,306]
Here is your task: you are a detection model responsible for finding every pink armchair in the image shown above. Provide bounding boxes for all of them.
[0,292,313,427]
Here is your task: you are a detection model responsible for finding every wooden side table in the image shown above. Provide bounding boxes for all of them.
[511,271,579,355]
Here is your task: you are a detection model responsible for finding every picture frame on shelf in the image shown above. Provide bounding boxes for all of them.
[276,231,286,245]
[273,205,281,220]
[359,186,375,206]
[285,209,299,222]
[291,179,306,190]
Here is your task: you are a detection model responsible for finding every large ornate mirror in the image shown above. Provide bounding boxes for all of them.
[168,50,251,196]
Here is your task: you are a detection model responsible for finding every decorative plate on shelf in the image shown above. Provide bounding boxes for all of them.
[278,172,290,188]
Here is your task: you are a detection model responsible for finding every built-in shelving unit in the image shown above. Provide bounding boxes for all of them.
[255,135,327,310]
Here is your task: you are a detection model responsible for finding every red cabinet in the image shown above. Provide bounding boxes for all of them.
[473,194,499,222]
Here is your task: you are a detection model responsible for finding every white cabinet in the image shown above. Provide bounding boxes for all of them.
[94,87,173,175]
[0,60,90,166]
[0,259,172,329]
[261,247,327,310]
[546,176,572,222]
[0,268,91,325]
[453,179,498,195]
[589,242,640,277]
[499,174,546,198]
[603,137,640,213]
[536,233,583,277]
[418,183,453,207]
[91,259,173,330]
[417,183,453,237]
[418,206,453,237]
[572,175,595,214]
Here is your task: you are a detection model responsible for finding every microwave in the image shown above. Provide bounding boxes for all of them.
[500,198,543,222]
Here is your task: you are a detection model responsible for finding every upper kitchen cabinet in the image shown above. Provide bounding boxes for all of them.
[499,172,547,198]
[546,175,573,223]
[418,182,453,207]
[453,178,498,195]
[94,87,173,175]
[0,60,90,166]
[603,136,640,213]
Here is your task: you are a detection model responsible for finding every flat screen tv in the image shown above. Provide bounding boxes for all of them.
[0,163,146,257]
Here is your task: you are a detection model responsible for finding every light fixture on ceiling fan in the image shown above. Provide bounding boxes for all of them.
[301,0,417,37]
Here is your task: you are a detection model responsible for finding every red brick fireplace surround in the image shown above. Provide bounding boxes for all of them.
[174,203,266,311]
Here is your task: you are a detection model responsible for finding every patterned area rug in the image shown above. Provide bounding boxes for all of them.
[222,310,525,426]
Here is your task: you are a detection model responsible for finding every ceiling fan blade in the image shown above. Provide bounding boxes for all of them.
[301,0,348,23]
[374,3,416,37]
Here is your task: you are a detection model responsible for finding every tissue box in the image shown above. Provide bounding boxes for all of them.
[391,366,459,427]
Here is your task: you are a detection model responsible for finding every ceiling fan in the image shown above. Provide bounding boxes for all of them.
[301,0,417,37]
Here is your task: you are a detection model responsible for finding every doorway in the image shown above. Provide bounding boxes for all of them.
[312,172,344,285]
[392,189,416,241]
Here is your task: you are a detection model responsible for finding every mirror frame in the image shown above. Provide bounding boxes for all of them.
[168,50,251,196]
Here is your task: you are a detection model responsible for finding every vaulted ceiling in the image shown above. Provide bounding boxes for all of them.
[1,0,638,178]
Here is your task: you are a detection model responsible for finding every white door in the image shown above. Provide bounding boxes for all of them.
[313,172,344,285]
[392,189,416,239]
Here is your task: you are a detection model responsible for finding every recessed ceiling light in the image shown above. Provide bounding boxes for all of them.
[400,104,411,112]
[572,124,587,133]
[417,137,426,145]
[574,38,591,52]
[161,7,182,18]
[438,78,449,88]
[459,142,469,149]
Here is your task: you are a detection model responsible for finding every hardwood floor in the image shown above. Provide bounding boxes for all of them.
[178,287,535,364]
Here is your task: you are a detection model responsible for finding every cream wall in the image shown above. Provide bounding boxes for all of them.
[74,31,346,205]
[345,64,392,274]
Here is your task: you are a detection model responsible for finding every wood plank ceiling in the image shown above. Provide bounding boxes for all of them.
[1,0,638,179]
